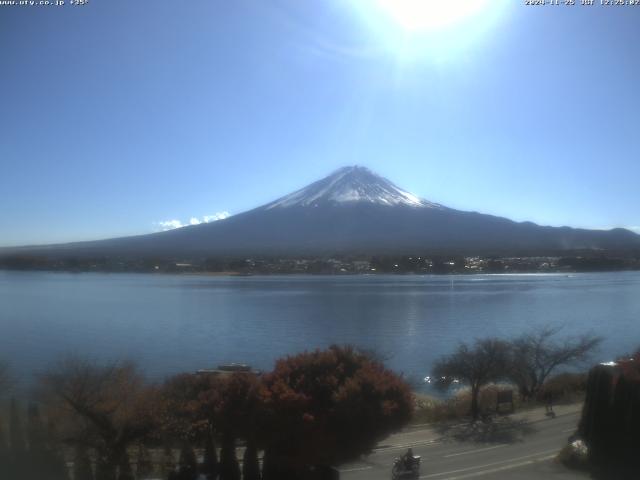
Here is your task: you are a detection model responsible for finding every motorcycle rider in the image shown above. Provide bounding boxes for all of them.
[402,448,416,470]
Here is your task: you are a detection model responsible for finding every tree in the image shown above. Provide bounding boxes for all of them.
[43,418,71,480]
[160,373,223,480]
[9,398,30,478]
[0,417,7,454]
[579,352,640,479]
[74,445,94,480]
[27,403,47,455]
[26,403,57,480]
[159,373,221,442]
[242,442,260,480]
[135,444,153,480]
[0,361,10,396]
[260,345,413,479]
[214,373,263,480]
[159,445,175,479]
[201,432,218,480]
[0,416,10,480]
[9,398,26,455]
[218,434,240,480]
[117,451,134,480]
[508,326,601,401]
[433,338,511,421]
[39,357,159,480]
[177,444,198,480]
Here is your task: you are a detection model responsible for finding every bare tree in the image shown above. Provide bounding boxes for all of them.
[433,338,511,421]
[38,357,159,480]
[508,326,601,401]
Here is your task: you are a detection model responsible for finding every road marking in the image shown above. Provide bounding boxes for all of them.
[420,448,558,478]
[443,444,507,458]
[434,454,556,479]
[562,428,576,433]
[339,466,373,473]
[374,439,439,452]
[410,422,468,429]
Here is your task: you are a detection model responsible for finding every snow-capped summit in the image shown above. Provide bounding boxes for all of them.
[264,166,442,210]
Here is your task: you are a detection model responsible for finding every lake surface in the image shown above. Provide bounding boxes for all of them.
[1,271,639,393]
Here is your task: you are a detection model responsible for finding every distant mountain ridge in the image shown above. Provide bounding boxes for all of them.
[3,166,640,258]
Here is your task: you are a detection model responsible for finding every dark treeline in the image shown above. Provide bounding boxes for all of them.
[2,253,640,274]
[0,346,413,480]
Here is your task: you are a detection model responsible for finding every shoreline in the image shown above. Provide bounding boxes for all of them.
[2,268,640,277]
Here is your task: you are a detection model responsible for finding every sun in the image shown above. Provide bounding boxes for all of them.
[375,0,491,32]
[346,0,507,61]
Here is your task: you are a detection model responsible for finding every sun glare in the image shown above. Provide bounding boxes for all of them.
[347,0,507,62]
[376,0,490,32]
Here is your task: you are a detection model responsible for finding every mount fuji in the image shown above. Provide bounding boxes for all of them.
[261,166,441,210]
[5,166,640,258]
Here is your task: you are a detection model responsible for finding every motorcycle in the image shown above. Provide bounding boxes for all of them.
[391,455,421,479]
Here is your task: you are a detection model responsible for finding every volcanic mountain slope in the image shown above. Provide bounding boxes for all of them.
[6,166,640,258]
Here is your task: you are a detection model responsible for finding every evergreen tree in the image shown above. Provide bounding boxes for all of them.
[242,441,260,480]
[45,447,71,480]
[218,433,240,480]
[26,403,49,478]
[201,433,218,480]
[9,398,25,455]
[117,451,135,480]
[44,418,71,480]
[177,443,198,480]
[0,419,6,453]
[160,445,175,479]
[7,398,26,479]
[0,418,12,480]
[74,445,94,480]
[26,403,46,454]
[135,444,153,480]
[95,455,116,480]
[260,448,276,480]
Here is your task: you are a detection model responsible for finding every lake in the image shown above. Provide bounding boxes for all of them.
[1,271,639,393]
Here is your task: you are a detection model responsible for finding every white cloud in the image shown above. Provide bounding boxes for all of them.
[628,226,640,234]
[203,211,230,222]
[158,219,184,230]
[157,212,230,231]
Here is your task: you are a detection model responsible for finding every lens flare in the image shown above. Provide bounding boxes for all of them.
[376,0,491,32]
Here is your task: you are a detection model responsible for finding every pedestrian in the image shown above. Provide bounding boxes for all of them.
[544,389,554,416]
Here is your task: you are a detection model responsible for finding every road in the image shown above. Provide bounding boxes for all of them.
[338,406,587,480]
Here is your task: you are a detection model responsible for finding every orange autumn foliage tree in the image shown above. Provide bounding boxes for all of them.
[161,372,264,480]
[260,345,413,478]
[159,372,221,441]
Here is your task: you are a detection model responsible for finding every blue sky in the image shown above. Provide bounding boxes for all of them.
[1,0,639,247]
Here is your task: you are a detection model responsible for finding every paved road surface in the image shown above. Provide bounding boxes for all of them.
[339,406,587,480]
